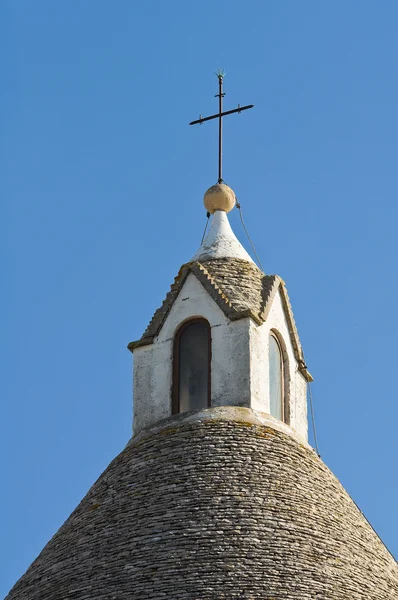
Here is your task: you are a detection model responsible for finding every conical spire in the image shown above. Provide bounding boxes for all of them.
[192,183,254,263]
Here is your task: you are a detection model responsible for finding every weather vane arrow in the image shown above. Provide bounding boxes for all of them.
[189,70,254,184]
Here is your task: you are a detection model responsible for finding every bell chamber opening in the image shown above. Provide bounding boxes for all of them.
[172,318,211,414]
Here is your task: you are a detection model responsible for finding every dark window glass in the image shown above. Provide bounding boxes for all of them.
[175,321,210,413]
[269,334,283,421]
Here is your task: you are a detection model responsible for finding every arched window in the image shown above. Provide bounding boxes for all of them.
[269,333,284,422]
[172,318,211,414]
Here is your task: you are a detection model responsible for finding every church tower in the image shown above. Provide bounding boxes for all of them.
[129,182,311,442]
[5,77,398,599]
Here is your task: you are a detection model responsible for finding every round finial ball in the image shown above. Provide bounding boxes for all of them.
[203,183,236,214]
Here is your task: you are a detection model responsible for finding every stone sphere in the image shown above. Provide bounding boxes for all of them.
[203,183,236,214]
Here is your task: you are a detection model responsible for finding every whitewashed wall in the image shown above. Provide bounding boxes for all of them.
[249,289,308,440]
[133,274,252,434]
[133,274,308,441]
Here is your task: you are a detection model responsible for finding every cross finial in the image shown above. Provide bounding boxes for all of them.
[215,68,226,79]
[189,72,254,184]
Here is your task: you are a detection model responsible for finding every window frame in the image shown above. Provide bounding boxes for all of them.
[269,331,288,424]
[172,317,212,415]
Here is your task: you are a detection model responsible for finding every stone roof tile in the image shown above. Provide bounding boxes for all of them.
[6,408,398,600]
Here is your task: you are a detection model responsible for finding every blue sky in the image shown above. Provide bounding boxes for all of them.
[2,1,398,594]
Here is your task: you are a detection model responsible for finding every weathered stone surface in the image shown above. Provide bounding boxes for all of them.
[6,408,397,599]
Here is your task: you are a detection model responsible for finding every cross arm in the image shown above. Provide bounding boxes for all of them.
[189,104,254,125]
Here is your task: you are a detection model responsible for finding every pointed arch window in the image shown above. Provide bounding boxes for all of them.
[269,333,285,422]
[172,318,211,414]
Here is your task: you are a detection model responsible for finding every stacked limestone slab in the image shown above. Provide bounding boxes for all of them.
[6,407,397,600]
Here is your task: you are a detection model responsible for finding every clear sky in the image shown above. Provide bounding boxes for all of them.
[2,1,398,594]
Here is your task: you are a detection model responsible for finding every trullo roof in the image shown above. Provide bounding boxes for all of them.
[6,408,398,600]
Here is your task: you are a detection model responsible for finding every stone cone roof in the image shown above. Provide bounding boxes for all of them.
[6,408,397,600]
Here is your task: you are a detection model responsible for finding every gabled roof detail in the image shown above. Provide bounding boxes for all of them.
[128,257,312,381]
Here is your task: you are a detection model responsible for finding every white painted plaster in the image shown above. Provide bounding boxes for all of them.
[133,273,252,435]
[192,210,254,263]
[133,275,308,442]
[248,289,308,440]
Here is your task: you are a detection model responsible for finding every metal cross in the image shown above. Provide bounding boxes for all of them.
[189,70,254,184]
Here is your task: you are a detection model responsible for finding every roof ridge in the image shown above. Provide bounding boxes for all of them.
[257,274,280,322]
[193,262,234,309]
